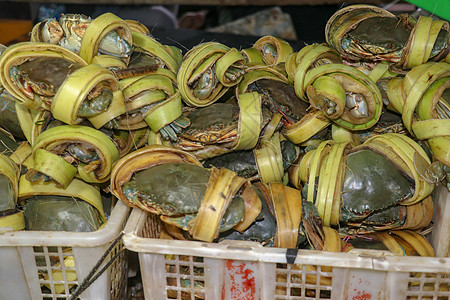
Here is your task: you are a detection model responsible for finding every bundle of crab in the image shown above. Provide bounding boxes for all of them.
[0,13,147,300]
[113,6,447,299]
[0,6,448,300]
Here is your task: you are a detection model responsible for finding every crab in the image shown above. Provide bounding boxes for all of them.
[337,149,415,232]
[9,57,113,116]
[121,162,246,232]
[202,139,299,180]
[247,78,309,125]
[218,183,325,249]
[340,17,410,62]
[25,141,101,183]
[340,16,449,63]
[23,195,102,232]
[36,14,132,58]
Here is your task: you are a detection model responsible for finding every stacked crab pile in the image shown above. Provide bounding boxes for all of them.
[0,5,448,289]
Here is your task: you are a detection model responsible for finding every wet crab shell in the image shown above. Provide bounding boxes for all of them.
[0,154,19,212]
[325,4,404,62]
[110,144,204,212]
[110,145,261,242]
[171,92,263,160]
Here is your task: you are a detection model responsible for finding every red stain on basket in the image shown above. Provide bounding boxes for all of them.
[223,260,258,300]
[352,289,372,300]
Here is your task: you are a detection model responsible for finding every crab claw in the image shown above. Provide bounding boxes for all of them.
[99,30,132,58]
[41,19,64,44]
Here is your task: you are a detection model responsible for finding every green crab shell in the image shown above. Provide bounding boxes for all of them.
[16,57,83,97]
[341,149,414,214]
[23,195,103,232]
[348,236,390,251]
[126,162,211,216]
[218,184,276,245]
[180,102,239,143]
[342,17,410,57]
[0,173,15,212]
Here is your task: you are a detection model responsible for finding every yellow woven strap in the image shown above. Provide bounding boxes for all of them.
[132,32,180,73]
[399,196,433,231]
[9,141,32,166]
[51,64,119,125]
[302,63,383,130]
[293,43,342,100]
[401,62,450,132]
[270,182,302,249]
[401,16,448,69]
[232,92,262,151]
[254,132,284,184]
[0,211,25,231]
[232,182,261,233]
[283,110,331,144]
[79,13,132,64]
[189,167,245,242]
[252,35,293,65]
[332,124,361,146]
[368,61,398,82]
[144,91,182,132]
[88,90,126,129]
[390,230,435,257]
[177,42,230,107]
[241,47,263,64]
[91,55,127,69]
[412,119,450,139]
[0,42,87,108]
[32,125,119,185]
[215,48,246,87]
[306,140,332,204]
[126,19,150,34]
[316,142,349,226]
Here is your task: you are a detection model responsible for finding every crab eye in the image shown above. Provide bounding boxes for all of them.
[40,83,47,89]
[387,43,393,49]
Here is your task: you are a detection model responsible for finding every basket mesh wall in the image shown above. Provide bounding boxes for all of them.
[34,246,79,299]
[140,212,449,300]
[274,263,333,299]
[405,272,450,300]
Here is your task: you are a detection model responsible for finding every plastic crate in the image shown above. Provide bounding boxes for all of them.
[122,186,449,300]
[0,200,130,300]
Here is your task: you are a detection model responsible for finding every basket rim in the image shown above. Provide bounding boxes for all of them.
[0,201,130,247]
[122,206,450,274]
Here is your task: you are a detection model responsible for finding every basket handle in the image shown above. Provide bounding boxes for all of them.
[70,231,125,300]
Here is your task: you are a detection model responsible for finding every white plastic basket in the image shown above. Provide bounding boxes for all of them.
[0,200,130,300]
[123,186,449,300]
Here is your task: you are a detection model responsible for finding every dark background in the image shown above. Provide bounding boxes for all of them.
[0,2,390,48]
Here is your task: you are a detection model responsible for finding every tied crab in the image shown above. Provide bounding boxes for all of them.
[121,162,247,233]
[9,57,113,116]
[174,102,239,151]
[341,16,449,63]
[338,150,414,226]
[34,14,132,58]
[202,139,299,180]
[247,79,309,126]
[169,99,270,159]
[340,16,411,62]
[326,5,450,66]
